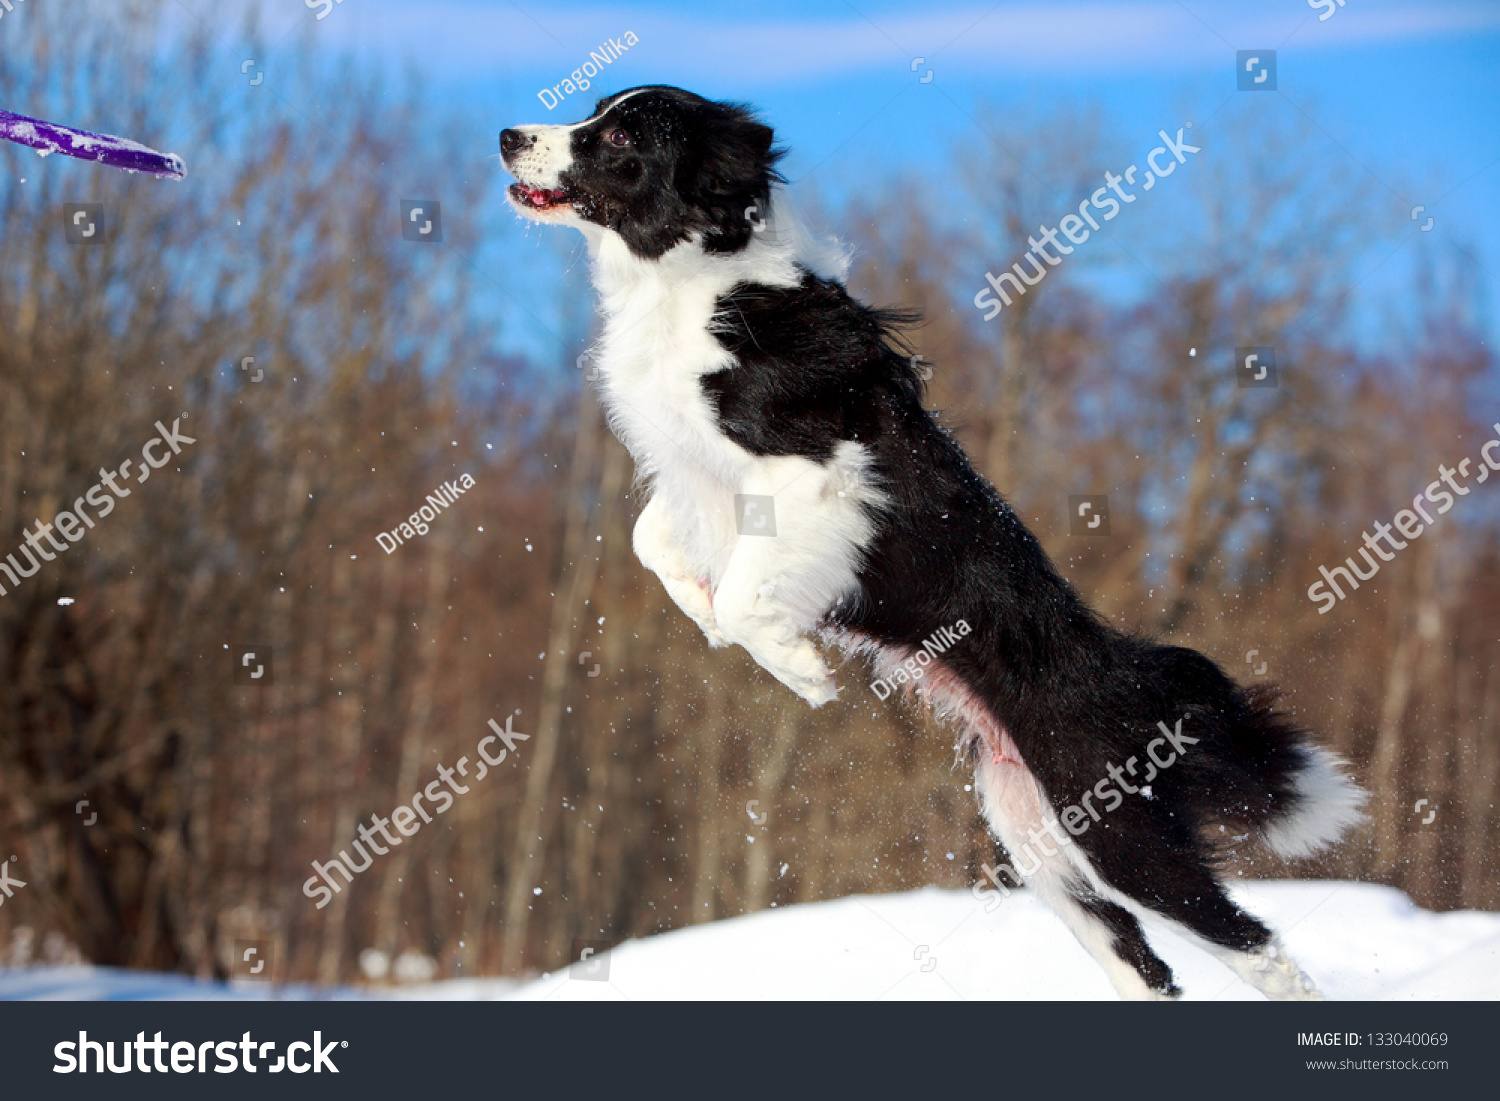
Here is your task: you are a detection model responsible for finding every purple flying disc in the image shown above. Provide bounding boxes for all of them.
[0,109,184,180]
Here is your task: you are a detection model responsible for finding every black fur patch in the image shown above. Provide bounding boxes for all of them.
[561,86,785,259]
[1075,890,1181,995]
[707,269,1312,953]
[703,275,922,459]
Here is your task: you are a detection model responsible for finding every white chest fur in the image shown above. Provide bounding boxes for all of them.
[586,228,803,579]
[578,202,881,709]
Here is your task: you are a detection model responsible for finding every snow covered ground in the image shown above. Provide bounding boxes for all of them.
[3,880,1497,1001]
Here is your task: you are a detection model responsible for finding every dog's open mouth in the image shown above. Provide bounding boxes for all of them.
[509,183,574,212]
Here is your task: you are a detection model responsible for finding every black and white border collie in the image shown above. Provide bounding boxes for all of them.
[501,86,1366,1000]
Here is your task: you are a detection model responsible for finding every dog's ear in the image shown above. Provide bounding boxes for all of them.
[686,106,783,253]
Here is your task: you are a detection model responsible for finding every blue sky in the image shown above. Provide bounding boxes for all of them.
[167,0,1500,367]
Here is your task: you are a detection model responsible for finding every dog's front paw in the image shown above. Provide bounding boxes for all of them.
[773,641,838,708]
[797,674,839,708]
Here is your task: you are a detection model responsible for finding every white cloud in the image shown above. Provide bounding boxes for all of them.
[298,0,1500,85]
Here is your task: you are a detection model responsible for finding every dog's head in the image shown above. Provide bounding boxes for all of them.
[500,85,784,260]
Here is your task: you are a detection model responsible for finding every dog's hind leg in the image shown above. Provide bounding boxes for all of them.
[972,754,1180,1000]
[1210,938,1324,1001]
[1050,884,1182,1000]
[712,541,838,706]
[633,493,729,648]
[1094,841,1325,1000]
[712,448,882,707]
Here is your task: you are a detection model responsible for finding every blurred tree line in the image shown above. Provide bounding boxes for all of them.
[0,3,1495,983]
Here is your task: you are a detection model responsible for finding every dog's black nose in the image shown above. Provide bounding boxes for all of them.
[499,129,531,158]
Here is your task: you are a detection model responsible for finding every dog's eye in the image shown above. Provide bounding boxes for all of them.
[606,128,631,148]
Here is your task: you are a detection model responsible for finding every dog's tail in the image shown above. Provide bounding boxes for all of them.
[1237,684,1368,859]
[1152,645,1367,859]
